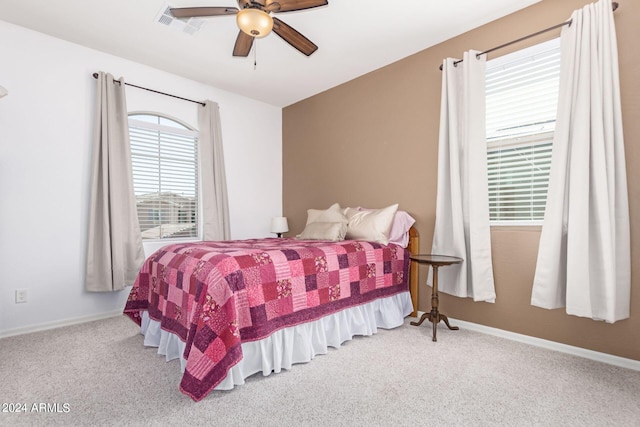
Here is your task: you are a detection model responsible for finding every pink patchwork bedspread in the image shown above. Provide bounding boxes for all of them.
[124,237,409,401]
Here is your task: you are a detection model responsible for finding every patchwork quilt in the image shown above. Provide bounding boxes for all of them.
[124,238,410,401]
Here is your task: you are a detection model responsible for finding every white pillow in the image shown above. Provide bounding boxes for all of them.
[358,208,416,247]
[305,202,348,225]
[296,222,347,241]
[344,204,399,245]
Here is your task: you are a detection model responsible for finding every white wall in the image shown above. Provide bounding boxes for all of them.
[0,20,283,336]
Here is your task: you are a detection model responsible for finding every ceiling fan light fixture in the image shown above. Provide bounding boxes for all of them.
[236,8,273,38]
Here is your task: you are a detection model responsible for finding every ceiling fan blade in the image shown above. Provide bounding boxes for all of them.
[170,7,238,18]
[272,17,318,56]
[267,0,328,13]
[233,30,255,57]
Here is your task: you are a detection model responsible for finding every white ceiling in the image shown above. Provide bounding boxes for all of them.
[0,0,541,107]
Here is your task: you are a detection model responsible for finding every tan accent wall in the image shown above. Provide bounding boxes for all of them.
[283,0,640,361]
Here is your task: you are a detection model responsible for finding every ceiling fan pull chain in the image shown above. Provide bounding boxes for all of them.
[254,40,258,70]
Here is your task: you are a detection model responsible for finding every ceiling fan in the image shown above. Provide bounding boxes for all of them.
[170,1,328,57]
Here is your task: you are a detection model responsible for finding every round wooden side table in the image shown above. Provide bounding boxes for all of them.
[409,254,463,342]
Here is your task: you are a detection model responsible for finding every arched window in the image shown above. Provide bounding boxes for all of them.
[129,113,199,240]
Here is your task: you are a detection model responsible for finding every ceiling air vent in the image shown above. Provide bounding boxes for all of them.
[155,4,206,35]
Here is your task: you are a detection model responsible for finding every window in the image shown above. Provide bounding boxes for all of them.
[129,113,199,240]
[486,38,561,224]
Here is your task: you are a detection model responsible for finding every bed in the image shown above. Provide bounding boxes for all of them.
[124,205,419,401]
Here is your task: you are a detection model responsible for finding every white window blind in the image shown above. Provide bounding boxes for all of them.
[486,37,561,224]
[129,114,199,240]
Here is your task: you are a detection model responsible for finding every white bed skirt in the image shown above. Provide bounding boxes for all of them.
[139,291,413,391]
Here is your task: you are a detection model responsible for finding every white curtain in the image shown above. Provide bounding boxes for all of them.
[431,51,496,302]
[198,100,231,240]
[85,72,144,292]
[531,0,629,323]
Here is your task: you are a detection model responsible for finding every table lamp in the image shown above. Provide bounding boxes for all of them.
[270,217,288,238]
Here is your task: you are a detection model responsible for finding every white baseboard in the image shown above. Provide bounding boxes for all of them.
[4,310,639,372]
[412,312,640,372]
[0,310,124,339]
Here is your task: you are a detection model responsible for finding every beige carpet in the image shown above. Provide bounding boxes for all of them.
[1,315,639,426]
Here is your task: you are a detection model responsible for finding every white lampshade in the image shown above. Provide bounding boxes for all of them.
[0,85,7,98]
[270,217,289,235]
[236,8,273,38]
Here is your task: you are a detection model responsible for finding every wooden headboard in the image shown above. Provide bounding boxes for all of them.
[407,226,419,317]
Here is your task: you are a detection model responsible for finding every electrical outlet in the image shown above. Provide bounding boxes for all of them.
[15,289,28,303]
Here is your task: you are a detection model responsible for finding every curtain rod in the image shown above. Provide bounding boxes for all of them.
[439,1,619,70]
[91,72,205,106]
